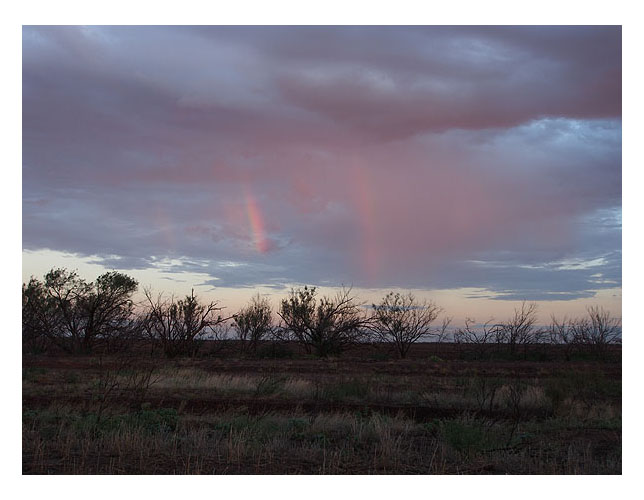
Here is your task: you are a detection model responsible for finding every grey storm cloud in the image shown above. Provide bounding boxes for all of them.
[22,26,621,300]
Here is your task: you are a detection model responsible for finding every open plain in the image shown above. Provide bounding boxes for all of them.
[22,342,621,474]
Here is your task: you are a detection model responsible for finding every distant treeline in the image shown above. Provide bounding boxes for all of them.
[23,268,622,361]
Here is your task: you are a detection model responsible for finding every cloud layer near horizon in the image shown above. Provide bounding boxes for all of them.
[22,26,621,300]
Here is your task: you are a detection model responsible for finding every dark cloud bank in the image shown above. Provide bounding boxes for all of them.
[22,26,621,300]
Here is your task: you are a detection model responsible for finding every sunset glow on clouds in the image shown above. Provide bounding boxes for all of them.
[22,26,621,318]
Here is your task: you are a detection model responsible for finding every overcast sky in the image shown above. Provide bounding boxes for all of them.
[22,26,621,320]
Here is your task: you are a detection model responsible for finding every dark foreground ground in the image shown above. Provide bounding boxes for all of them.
[23,343,621,474]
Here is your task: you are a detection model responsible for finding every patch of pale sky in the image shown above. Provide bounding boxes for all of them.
[23,248,621,326]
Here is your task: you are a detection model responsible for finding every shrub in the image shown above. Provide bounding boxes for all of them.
[142,288,227,358]
[370,292,445,359]
[233,295,274,355]
[278,286,367,357]
[23,269,139,354]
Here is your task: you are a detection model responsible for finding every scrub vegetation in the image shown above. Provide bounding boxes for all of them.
[22,269,621,474]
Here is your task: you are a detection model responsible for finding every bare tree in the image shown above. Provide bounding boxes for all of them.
[549,307,621,360]
[278,286,366,357]
[370,292,442,359]
[579,306,621,358]
[454,318,501,360]
[548,315,583,361]
[233,294,274,354]
[142,288,227,358]
[497,301,541,357]
[435,316,453,344]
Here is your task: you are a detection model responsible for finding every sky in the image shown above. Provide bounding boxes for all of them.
[22,25,622,323]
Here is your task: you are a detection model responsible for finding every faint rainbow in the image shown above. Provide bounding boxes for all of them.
[352,160,379,282]
[153,206,176,250]
[244,185,269,254]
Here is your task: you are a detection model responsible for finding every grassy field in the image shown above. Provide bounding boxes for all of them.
[22,343,621,474]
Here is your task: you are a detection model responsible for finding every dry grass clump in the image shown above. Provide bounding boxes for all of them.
[152,369,319,399]
[282,378,315,397]
[154,370,257,392]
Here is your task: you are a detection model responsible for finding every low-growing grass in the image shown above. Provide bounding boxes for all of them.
[23,406,434,473]
[22,355,621,474]
[23,403,620,474]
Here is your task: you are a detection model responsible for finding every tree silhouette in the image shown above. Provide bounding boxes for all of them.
[233,294,273,354]
[142,288,226,358]
[22,268,138,354]
[370,292,442,359]
[278,286,366,357]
